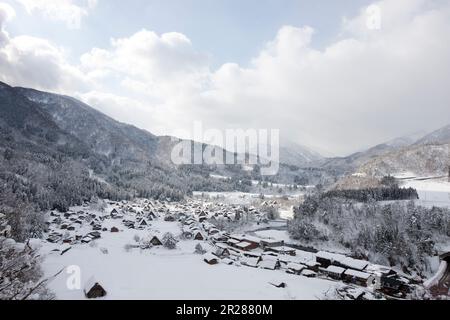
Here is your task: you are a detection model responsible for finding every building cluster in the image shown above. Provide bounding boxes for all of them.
[42,198,418,299]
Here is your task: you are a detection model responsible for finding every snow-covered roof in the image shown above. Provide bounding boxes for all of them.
[258,259,278,270]
[215,243,229,249]
[365,264,394,275]
[316,251,346,263]
[235,241,255,249]
[227,238,241,244]
[84,276,102,291]
[241,256,259,267]
[301,269,317,276]
[344,269,373,280]
[260,238,283,244]
[221,258,234,265]
[324,265,346,275]
[339,257,369,271]
[203,252,218,262]
[287,262,305,271]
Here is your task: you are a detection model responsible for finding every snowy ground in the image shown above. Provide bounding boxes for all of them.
[192,191,304,205]
[401,179,450,208]
[39,209,340,300]
[254,230,293,243]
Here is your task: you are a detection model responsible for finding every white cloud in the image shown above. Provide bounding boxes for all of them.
[0,34,90,91]
[0,2,14,45]
[1,0,450,155]
[14,0,97,29]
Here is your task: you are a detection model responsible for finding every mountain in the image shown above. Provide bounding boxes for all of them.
[356,143,450,177]
[328,125,450,187]
[278,139,323,167]
[15,87,161,164]
[0,82,255,214]
[414,124,450,145]
[320,130,431,175]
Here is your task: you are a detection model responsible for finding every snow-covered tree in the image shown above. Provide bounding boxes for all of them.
[162,232,177,250]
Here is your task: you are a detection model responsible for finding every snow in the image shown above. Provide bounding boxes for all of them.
[287,263,305,272]
[40,207,340,300]
[324,266,346,275]
[316,251,346,264]
[254,230,292,243]
[339,257,369,271]
[343,269,372,280]
[423,260,447,289]
[402,179,450,207]
[279,207,294,220]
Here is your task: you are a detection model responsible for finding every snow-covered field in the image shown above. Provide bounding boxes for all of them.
[254,230,293,243]
[402,179,450,208]
[40,218,338,300]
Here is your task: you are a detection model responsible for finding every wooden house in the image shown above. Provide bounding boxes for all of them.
[203,252,219,265]
[286,262,306,275]
[337,257,369,271]
[316,251,346,268]
[193,231,205,241]
[301,269,317,278]
[265,246,296,256]
[235,241,259,251]
[260,239,284,249]
[240,256,260,268]
[150,236,163,246]
[343,269,375,287]
[321,265,346,280]
[84,277,107,299]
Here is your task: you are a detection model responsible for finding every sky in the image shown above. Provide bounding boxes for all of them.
[0,0,449,156]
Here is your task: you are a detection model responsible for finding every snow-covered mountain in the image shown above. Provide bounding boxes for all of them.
[414,124,450,145]
[328,125,450,184]
[356,143,450,177]
[278,139,323,167]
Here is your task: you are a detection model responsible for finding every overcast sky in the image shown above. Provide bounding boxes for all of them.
[0,0,449,156]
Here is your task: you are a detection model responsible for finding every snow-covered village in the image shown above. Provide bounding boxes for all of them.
[1,0,450,308]
[3,173,448,300]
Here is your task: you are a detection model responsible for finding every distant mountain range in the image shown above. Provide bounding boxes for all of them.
[324,125,450,189]
[0,81,259,212]
[1,80,448,204]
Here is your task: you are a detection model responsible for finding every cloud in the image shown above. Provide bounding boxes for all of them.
[0,2,14,45]
[80,30,211,99]
[0,3,90,92]
[1,0,450,156]
[195,0,450,155]
[14,0,97,29]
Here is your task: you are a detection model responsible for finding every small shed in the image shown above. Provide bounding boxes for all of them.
[215,244,231,258]
[164,214,175,222]
[265,246,296,256]
[301,269,317,278]
[241,256,260,268]
[258,257,281,270]
[286,262,306,275]
[150,236,163,246]
[203,252,219,265]
[235,241,259,251]
[84,276,107,299]
[137,218,148,228]
[260,239,284,249]
[193,231,205,241]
